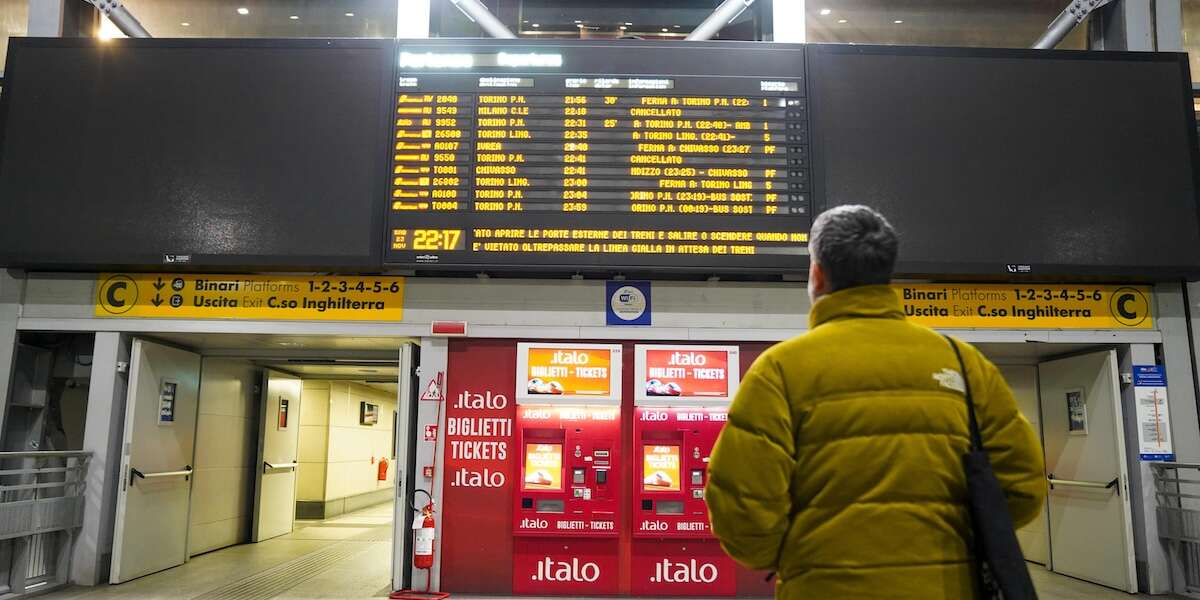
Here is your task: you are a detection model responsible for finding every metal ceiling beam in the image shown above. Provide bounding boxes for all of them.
[1033,0,1116,49]
[84,0,150,38]
[448,0,516,39]
[686,0,757,41]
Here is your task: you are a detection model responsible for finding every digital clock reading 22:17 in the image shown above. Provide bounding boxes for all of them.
[392,229,466,251]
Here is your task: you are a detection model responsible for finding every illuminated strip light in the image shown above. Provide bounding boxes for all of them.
[400,52,474,69]
[496,52,562,67]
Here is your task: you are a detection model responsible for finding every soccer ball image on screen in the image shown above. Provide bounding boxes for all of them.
[527,378,565,395]
[645,379,683,396]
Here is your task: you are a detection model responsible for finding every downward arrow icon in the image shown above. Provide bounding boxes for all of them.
[153,277,165,291]
[151,295,163,307]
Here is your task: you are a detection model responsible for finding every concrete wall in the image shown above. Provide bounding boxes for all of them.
[297,380,330,502]
[325,382,397,501]
[188,358,260,557]
[297,380,396,517]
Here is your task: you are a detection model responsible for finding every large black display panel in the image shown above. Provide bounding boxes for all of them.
[808,45,1200,278]
[0,38,393,269]
[385,40,813,272]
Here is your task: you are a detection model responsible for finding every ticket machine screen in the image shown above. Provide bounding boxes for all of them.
[642,445,682,493]
[523,443,563,491]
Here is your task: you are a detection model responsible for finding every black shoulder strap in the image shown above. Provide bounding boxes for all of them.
[944,335,983,452]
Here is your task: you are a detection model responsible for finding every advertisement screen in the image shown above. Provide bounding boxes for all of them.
[523,443,563,490]
[643,349,732,398]
[524,346,614,398]
[643,445,681,492]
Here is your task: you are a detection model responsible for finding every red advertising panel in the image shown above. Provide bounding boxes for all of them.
[635,345,740,403]
[631,540,738,597]
[441,340,517,593]
[514,538,620,595]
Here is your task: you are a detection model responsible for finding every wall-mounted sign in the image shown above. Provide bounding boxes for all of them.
[1066,388,1088,435]
[607,281,652,326]
[360,402,379,426]
[277,398,290,430]
[95,273,404,321]
[893,284,1153,330]
[158,379,177,426]
[634,345,740,405]
[1134,365,1175,461]
[516,343,622,404]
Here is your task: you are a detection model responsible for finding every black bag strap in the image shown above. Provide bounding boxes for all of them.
[945,335,984,452]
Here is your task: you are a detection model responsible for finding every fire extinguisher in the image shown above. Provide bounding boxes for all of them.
[378,457,389,482]
[413,490,436,571]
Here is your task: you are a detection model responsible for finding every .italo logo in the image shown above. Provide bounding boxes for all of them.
[650,558,719,584]
[532,557,601,583]
[668,352,707,366]
[551,350,591,365]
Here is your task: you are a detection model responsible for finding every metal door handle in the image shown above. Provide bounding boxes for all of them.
[130,465,192,485]
[1047,475,1119,491]
[264,461,299,473]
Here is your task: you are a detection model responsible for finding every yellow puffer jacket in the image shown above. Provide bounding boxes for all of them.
[706,285,1046,600]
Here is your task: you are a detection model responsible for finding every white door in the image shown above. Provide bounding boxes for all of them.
[999,365,1049,566]
[110,339,201,583]
[252,370,303,541]
[1039,350,1137,592]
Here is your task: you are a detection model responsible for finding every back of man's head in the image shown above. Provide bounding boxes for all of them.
[809,205,899,293]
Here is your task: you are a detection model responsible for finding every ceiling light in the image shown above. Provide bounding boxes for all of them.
[893,19,904,24]
[661,28,668,32]
[236,7,249,15]
[531,23,539,27]
[181,22,190,26]
[619,25,627,30]
[289,15,299,20]
[838,18,848,23]
[673,24,680,28]
[819,8,832,15]
[574,20,582,24]
[345,12,354,17]
[624,22,632,26]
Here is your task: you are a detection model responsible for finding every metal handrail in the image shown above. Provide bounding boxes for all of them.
[1048,476,1119,490]
[130,465,192,485]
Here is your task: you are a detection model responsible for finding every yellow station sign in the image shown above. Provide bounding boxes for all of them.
[95,274,404,321]
[893,283,1153,330]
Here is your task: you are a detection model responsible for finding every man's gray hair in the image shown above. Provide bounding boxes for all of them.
[809,205,899,292]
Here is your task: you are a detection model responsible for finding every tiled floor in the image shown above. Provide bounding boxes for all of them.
[44,506,1154,599]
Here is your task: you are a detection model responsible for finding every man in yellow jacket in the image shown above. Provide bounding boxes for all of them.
[706,205,1046,599]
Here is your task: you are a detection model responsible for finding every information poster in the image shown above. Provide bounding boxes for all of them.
[643,445,681,492]
[517,343,622,403]
[1134,365,1175,461]
[636,345,739,403]
[523,443,563,490]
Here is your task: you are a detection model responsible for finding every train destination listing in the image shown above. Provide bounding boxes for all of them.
[385,76,812,268]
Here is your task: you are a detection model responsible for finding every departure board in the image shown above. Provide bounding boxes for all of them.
[384,41,813,272]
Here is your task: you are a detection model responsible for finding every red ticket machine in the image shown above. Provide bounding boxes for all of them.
[512,343,622,595]
[631,345,741,596]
